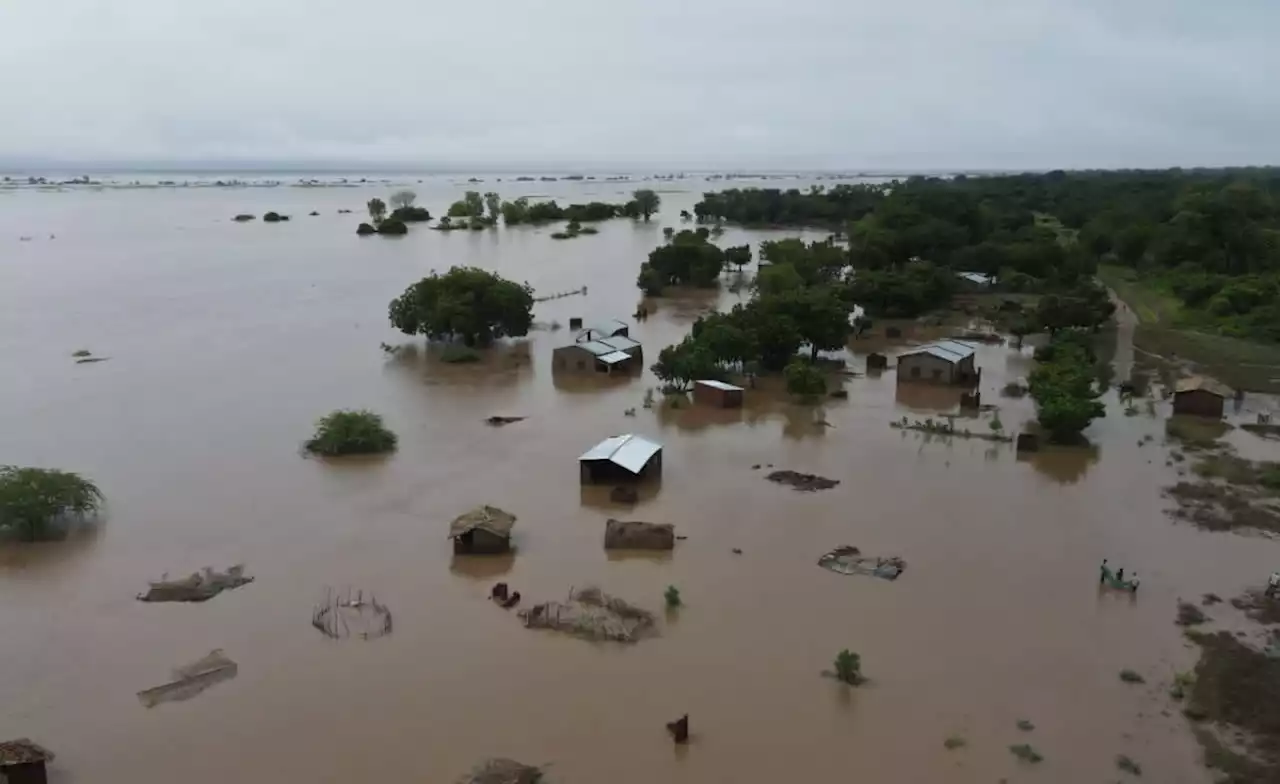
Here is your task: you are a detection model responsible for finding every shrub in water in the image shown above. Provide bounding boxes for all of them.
[664,585,682,608]
[305,410,397,456]
[833,649,862,685]
[0,466,103,541]
[1119,668,1145,684]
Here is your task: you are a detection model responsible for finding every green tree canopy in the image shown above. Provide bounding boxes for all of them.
[633,189,660,221]
[389,266,534,346]
[0,466,103,541]
[637,230,725,294]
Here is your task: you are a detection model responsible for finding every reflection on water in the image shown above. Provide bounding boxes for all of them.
[1019,443,1102,485]
[579,480,663,511]
[449,553,517,581]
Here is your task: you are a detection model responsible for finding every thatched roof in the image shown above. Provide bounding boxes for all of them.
[1176,375,1233,398]
[448,505,516,539]
[0,738,54,766]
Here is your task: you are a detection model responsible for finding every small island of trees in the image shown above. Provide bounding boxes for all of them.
[0,465,104,541]
[388,266,534,347]
[305,410,398,456]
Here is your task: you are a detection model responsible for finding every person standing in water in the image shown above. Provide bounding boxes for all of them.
[1100,559,1109,584]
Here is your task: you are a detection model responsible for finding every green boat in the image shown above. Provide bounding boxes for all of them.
[1100,564,1139,592]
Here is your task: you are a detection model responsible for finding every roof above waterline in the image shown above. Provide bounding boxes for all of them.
[696,379,744,391]
[572,340,616,356]
[598,335,641,352]
[1175,376,1233,398]
[579,434,662,473]
[898,339,977,364]
[598,351,632,365]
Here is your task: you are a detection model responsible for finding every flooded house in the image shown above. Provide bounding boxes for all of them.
[0,739,54,784]
[693,379,744,408]
[579,434,662,484]
[552,335,642,374]
[895,340,979,386]
[1173,376,1232,418]
[449,505,517,554]
[956,271,995,288]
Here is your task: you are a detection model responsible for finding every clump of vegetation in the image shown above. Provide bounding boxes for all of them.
[304,410,397,457]
[440,344,482,364]
[784,359,826,399]
[632,189,660,221]
[72,349,91,358]
[356,222,376,236]
[1166,416,1232,450]
[1029,332,1106,443]
[1119,668,1146,684]
[263,211,288,222]
[377,219,408,236]
[1008,743,1044,764]
[637,229,726,294]
[389,267,534,347]
[1016,719,1035,731]
[1116,754,1142,776]
[943,735,967,750]
[0,466,104,541]
[233,213,255,222]
[664,585,682,608]
[390,206,431,223]
[1177,600,1209,626]
[833,649,863,685]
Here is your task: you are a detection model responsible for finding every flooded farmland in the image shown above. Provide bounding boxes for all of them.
[2,175,1276,783]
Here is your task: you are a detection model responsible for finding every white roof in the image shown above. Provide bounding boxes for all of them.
[574,340,616,356]
[957,271,993,285]
[598,351,631,365]
[898,339,977,364]
[695,379,744,391]
[599,335,641,352]
[579,434,662,473]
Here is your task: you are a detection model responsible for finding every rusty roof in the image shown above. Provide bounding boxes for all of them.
[448,506,517,539]
[1175,376,1233,398]
[0,739,54,767]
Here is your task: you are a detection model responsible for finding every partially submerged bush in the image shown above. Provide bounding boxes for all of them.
[833,649,862,685]
[664,585,682,608]
[356,222,377,236]
[1116,754,1142,776]
[1119,668,1145,684]
[943,735,967,750]
[305,410,397,456]
[441,344,482,364]
[377,219,408,236]
[785,359,827,398]
[263,211,287,222]
[0,466,104,541]
[1009,743,1043,763]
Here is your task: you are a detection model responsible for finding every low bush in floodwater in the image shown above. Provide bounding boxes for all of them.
[664,585,682,608]
[1119,668,1145,684]
[1116,754,1142,776]
[0,466,104,541]
[833,649,863,685]
[1009,744,1043,763]
[441,344,482,364]
[305,410,397,456]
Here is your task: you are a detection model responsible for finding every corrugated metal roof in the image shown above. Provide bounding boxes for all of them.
[599,335,641,352]
[898,339,977,364]
[696,379,744,391]
[598,351,631,365]
[1176,376,1233,398]
[595,319,629,335]
[957,271,993,285]
[575,340,617,356]
[579,434,662,473]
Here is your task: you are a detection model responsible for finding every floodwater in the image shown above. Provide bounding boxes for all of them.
[2,174,1277,783]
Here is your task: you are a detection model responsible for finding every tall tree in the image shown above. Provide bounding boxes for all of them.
[389,267,534,346]
[633,189,661,221]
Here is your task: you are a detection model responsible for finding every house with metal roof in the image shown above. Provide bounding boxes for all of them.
[895,340,980,386]
[957,271,995,287]
[553,334,642,374]
[577,319,631,341]
[693,379,744,408]
[579,434,663,483]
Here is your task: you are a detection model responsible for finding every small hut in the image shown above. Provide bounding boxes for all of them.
[866,353,888,371]
[1173,376,1231,418]
[693,379,744,408]
[0,739,53,784]
[580,434,662,484]
[449,506,516,554]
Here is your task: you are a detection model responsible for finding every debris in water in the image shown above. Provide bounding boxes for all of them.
[1116,754,1142,776]
[75,356,109,364]
[1119,668,1145,684]
[463,757,543,784]
[1177,601,1208,626]
[519,586,656,643]
[485,416,526,427]
[311,586,393,640]
[943,735,967,750]
[137,649,237,708]
[666,714,689,744]
[71,349,91,358]
[732,548,742,555]
[1016,719,1035,731]
[1203,593,1223,606]
[1009,743,1043,764]
[0,738,54,768]
[137,565,254,603]
[609,486,639,504]
[604,519,674,550]
[817,546,905,580]
[766,470,839,492]
[491,583,522,608]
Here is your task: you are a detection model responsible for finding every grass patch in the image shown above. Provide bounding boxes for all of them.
[1185,630,1280,783]
[1166,416,1232,451]
[304,410,397,456]
[1119,668,1146,684]
[1008,743,1044,764]
[1097,265,1181,324]
[1016,718,1035,731]
[1166,480,1280,533]
[1178,601,1209,626]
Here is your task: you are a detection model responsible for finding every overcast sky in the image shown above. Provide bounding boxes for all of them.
[1,0,1276,170]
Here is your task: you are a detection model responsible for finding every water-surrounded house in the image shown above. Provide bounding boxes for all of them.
[552,335,642,374]
[577,319,631,340]
[1172,376,1232,418]
[579,434,662,484]
[895,340,979,386]
[449,505,517,554]
[693,380,744,408]
[0,739,54,784]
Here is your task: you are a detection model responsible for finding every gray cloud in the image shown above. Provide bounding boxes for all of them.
[2,0,1277,169]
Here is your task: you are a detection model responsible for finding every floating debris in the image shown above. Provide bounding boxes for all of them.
[311,586,393,640]
[604,519,674,550]
[667,714,689,744]
[137,649,237,708]
[766,470,839,492]
[463,758,543,784]
[75,356,109,364]
[817,546,905,580]
[1177,601,1208,626]
[485,416,526,427]
[519,586,655,643]
[0,738,54,767]
[137,565,254,603]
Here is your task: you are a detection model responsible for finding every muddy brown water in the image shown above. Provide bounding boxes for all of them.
[2,175,1278,783]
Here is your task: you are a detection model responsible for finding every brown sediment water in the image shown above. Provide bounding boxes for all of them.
[1,175,1275,783]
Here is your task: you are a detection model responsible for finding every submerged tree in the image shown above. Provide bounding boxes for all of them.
[389,190,417,210]
[784,359,826,398]
[389,266,534,346]
[633,189,661,221]
[0,466,104,541]
[305,410,398,456]
[367,198,387,225]
[833,649,863,685]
